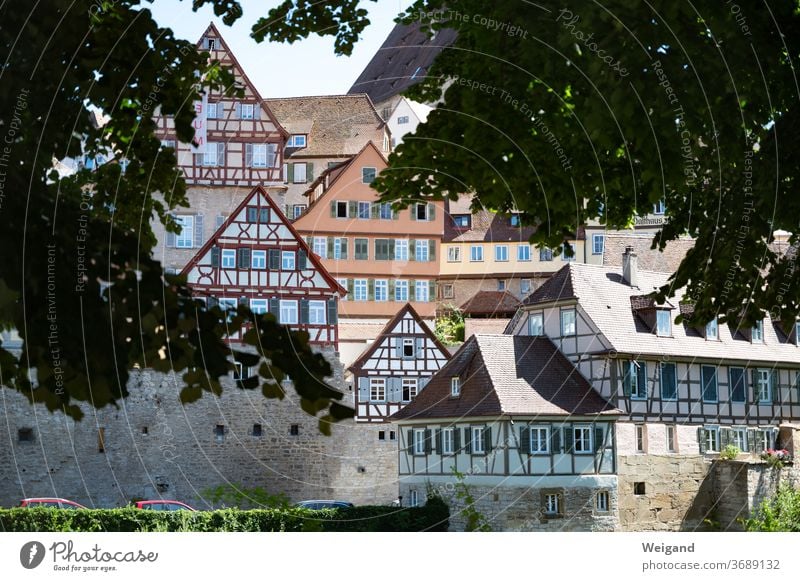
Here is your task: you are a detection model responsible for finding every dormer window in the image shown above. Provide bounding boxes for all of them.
[795,322,800,346]
[655,310,672,337]
[751,320,764,343]
[287,135,307,148]
[451,377,461,397]
[705,317,718,340]
[452,215,470,228]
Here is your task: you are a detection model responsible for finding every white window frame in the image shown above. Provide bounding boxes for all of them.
[279,300,298,325]
[447,246,461,262]
[415,281,429,302]
[544,493,560,515]
[760,428,776,451]
[397,115,409,125]
[333,238,344,260]
[560,309,576,336]
[520,279,531,296]
[656,309,671,336]
[471,426,485,454]
[751,320,764,343]
[379,202,393,219]
[413,429,426,455]
[221,249,236,268]
[415,203,429,221]
[288,134,306,147]
[357,201,371,219]
[281,250,296,270]
[336,278,348,301]
[495,245,509,262]
[251,143,268,167]
[395,239,409,261]
[706,317,719,340]
[470,245,483,262]
[653,199,666,214]
[666,425,678,453]
[240,103,255,119]
[517,245,531,261]
[370,378,386,402]
[530,426,549,454]
[731,427,748,452]
[402,338,415,359]
[442,428,455,455]
[292,162,307,184]
[539,247,553,261]
[442,284,454,299]
[175,215,194,248]
[756,368,771,403]
[795,322,800,345]
[308,300,326,325]
[374,279,388,302]
[528,313,544,336]
[635,424,646,453]
[395,280,409,301]
[203,142,219,166]
[497,280,506,291]
[251,250,266,269]
[573,426,593,454]
[402,378,418,402]
[704,426,720,453]
[293,204,306,219]
[353,279,368,301]
[561,242,576,262]
[451,377,461,397]
[592,234,605,255]
[415,239,429,262]
[249,299,268,314]
[218,297,237,315]
[313,237,327,259]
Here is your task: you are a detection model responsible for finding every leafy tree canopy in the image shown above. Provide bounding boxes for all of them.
[0,0,351,432]
[263,0,800,329]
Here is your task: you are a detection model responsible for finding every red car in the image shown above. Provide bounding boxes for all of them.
[134,500,196,511]
[20,497,87,509]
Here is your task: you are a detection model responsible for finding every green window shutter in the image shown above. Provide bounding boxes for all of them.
[407,430,414,456]
[410,206,417,221]
[340,238,348,259]
[347,279,354,297]
[409,280,416,302]
[429,280,436,299]
[193,214,204,247]
[210,246,220,267]
[435,429,442,454]
[594,427,604,452]
[288,163,295,183]
[424,429,432,454]
[370,203,380,219]
[453,426,461,451]
[326,299,338,324]
[550,428,561,454]
[392,208,399,220]
[720,428,730,447]
[306,162,314,182]
[564,426,574,453]
[464,428,472,454]
[753,429,764,453]
[388,279,395,298]
[330,201,337,218]
[269,297,279,315]
[520,426,530,454]
[772,370,780,403]
[409,239,417,261]
[327,237,334,258]
[428,202,436,221]
[747,429,756,452]
[237,247,251,269]
[751,368,758,403]
[388,239,395,257]
[637,362,647,398]
[297,249,307,270]
[622,362,632,396]
[484,426,492,452]
[429,240,436,261]
[299,299,309,324]
[348,201,358,217]
[368,279,375,301]
[268,249,280,270]
[306,235,314,248]
[697,427,706,453]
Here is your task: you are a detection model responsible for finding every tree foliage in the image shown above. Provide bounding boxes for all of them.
[261,0,800,328]
[744,484,800,532]
[0,0,351,431]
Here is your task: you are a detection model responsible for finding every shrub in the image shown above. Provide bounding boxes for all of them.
[719,445,740,460]
[0,503,449,533]
[743,484,800,531]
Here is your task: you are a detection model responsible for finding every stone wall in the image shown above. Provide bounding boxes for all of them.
[617,454,715,531]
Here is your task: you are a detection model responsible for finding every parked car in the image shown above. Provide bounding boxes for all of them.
[294,500,354,510]
[134,500,196,511]
[19,497,87,509]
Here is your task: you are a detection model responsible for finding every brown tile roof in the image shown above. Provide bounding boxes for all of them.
[348,22,457,105]
[337,322,388,341]
[464,318,511,339]
[602,234,694,273]
[522,265,576,305]
[391,334,619,420]
[263,95,385,157]
[460,291,521,317]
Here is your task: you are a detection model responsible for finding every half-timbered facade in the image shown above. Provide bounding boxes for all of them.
[181,186,345,348]
[348,304,450,422]
[392,333,619,531]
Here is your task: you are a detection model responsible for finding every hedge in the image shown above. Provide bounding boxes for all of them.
[0,498,449,532]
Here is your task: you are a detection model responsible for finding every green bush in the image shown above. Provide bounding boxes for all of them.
[0,502,449,532]
[743,484,800,531]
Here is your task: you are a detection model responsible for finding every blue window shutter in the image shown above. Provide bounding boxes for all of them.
[484,426,492,452]
[520,427,530,454]
[268,249,280,270]
[326,299,337,324]
[237,247,251,269]
[551,427,561,454]
[594,427,604,453]
[210,246,220,267]
[636,362,647,398]
[269,297,279,316]
[259,208,269,223]
[297,249,307,270]
[245,143,253,167]
[464,428,472,454]
[453,427,461,451]
[357,377,369,402]
[394,338,402,359]
[299,299,309,324]
[564,426,574,453]
[424,429,432,454]
[622,362,632,396]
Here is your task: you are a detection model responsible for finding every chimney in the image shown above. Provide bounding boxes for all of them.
[622,245,639,287]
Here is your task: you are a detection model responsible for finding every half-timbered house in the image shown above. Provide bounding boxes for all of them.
[181,185,345,349]
[348,304,450,422]
[392,333,620,531]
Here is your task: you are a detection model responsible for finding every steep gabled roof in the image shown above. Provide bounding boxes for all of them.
[391,334,619,420]
[348,303,450,372]
[522,264,576,306]
[348,22,457,104]
[179,185,346,296]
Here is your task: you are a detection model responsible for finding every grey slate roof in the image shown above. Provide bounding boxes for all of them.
[524,263,800,365]
[391,334,619,421]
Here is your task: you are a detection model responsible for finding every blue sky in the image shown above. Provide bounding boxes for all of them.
[148,0,414,98]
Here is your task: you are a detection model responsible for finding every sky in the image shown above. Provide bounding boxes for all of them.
[148,0,414,98]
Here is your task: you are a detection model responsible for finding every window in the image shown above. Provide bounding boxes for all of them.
[729,367,746,402]
[625,361,648,400]
[281,251,295,270]
[312,237,327,259]
[395,239,409,261]
[353,279,368,301]
[755,368,771,403]
[362,167,377,184]
[378,431,386,441]
[451,377,461,396]
[447,247,461,262]
[653,199,666,214]
[633,482,646,495]
[333,238,346,260]
[731,427,748,452]
[205,38,216,50]
[290,424,300,436]
[409,490,419,507]
[544,493,561,515]
[293,205,306,219]
[470,245,484,262]
[452,215,470,228]
[18,428,33,442]
[379,202,393,219]
[175,215,194,248]
[635,425,646,453]
[539,247,553,261]
[246,207,269,223]
[660,362,677,400]
[561,242,576,261]
[374,279,388,302]
[595,491,610,513]
[206,102,220,119]
[250,299,268,314]
[402,338,415,359]
[397,115,409,124]
[287,134,306,147]
[252,424,263,437]
[358,201,371,219]
[214,425,224,444]
[218,297,237,315]
[751,320,764,343]
[203,142,221,166]
[560,309,576,336]
[413,429,426,455]
[530,426,549,454]
[251,250,266,269]
[795,322,800,345]
[666,425,678,452]
[521,279,531,295]
[471,427,485,454]
[293,163,307,183]
[402,378,418,401]
[592,234,605,255]
[395,280,409,301]
[354,238,369,260]
[495,245,509,262]
[279,300,298,324]
[510,214,521,226]
[528,313,544,336]
[416,203,429,221]
[760,428,776,451]
[335,201,348,218]
[442,284,454,299]
[497,280,506,291]
[442,428,455,454]
[370,378,386,401]
[240,103,254,119]
[308,300,326,324]
[415,240,429,262]
[701,365,718,402]
[517,245,531,261]
[250,143,268,167]
[233,362,249,381]
[415,281,429,302]
[701,426,720,453]
[221,249,236,268]
[573,426,592,454]
[656,310,672,336]
[161,139,176,150]
[706,317,718,340]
